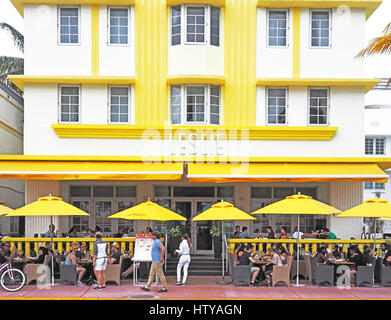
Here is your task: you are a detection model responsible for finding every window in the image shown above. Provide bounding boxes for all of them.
[309,88,329,125]
[93,186,114,197]
[171,5,220,46]
[59,7,79,44]
[109,7,129,45]
[59,86,80,123]
[117,200,135,233]
[267,88,287,125]
[365,137,385,155]
[273,187,294,199]
[311,10,330,47]
[109,86,130,123]
[268,10,288,47]
[364,182,385,190]
[71,201,90,232]
[171,85,221,125]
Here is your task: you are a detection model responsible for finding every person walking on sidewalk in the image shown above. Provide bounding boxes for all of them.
[175,234,192,286]
[142,231,168,293]
[93,232,108,290]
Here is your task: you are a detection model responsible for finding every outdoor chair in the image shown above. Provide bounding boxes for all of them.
[25,254,51,285]
[290,259,306,280]
[59,264,77,285]
[356,256,376,287]
[304,254,312,283]
[378,257,391,287]
[272,255,293,286]
[310,256,334,286]
[105,255,124,286]
[229,255,251,287]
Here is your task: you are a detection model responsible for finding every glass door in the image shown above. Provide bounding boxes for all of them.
[175,201,192,237]
[94,200,112,235]
[193,201,214,255]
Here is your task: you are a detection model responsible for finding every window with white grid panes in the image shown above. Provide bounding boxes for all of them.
[109,86,130,123]
[267,88,287,125]
[267,10,288,47]
[171,5,220,46]
[309,88,329,125]
[59,7,79,44]
[59,86,80,123]
[108,7,129,45]
[365,137,385,155]
[171,85,221,125]
[311,10,330,47]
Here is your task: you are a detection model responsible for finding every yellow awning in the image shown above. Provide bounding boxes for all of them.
[187,163,388,183]
[0,160,183,180]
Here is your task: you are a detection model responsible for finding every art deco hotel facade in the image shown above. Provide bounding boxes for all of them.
[2,0,390,254]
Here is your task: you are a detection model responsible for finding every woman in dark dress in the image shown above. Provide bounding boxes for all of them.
[348,246,366,286]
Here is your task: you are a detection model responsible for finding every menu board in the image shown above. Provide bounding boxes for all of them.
[132,233,154,262]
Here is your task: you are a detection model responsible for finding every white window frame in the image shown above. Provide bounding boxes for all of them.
[170,4,221,46]
[309,9,332,49]
[266,8,289,48]
[58,6,81,46]
[266,87,288,126]
[307,87,330,126]
[108,85,132,124]
[58,84,81,124]
[170,84,221,125]
[365,136,386,155]
[107,6,131,46]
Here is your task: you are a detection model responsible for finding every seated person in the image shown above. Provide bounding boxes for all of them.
[332,244,342,259]
[276,245,289,264]
[234,244,246,264]
[238,244,260,287]
[16,249,24,259]
[348,246,366,287]
[262,247,282,285]
[383,249,391,267]
[77,243,88,260]
[108,242,122,264]
[363,245,373,265]
[122,253,135,279]
[279,227,288,240]
[379,243,388,257]
[65,244,86,286]
[0,242,16,264]
[315,246,330,264]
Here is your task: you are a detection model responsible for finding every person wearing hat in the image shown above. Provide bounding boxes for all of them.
[93,232,108,290]
[108,242,122,265]
[65,243,86,286]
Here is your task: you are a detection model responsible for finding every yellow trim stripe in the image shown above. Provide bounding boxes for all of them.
[51,123,338,140]
[292,7,300,78]
[257,0,382,19]
[8,75,136,91]
[166,75,225,86]
[0,120,23,139]
[91,4,99,76]
[257,78,380,92]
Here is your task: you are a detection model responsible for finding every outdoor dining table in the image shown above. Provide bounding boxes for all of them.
[328,260,355,265]
[11,257,37,271]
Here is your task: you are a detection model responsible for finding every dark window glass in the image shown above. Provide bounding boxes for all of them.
[251,187,272,198]
[173,187,215,197]
[116,186,136,197]
[70,186,91,197]
[154,186,172,197]
[210,6,220,46]
[217,186,234,198]
[93,186,114,197]
[296,187,317,199]
[273,187,294,199]
[171,6,181,45]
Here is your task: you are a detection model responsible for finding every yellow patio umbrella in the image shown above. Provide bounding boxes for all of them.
[0,201,15,216]
[108,197,187,224]
[337,198,391,255]
[251,193,342,286]
[192,201,256,283]
[5,195,89,285]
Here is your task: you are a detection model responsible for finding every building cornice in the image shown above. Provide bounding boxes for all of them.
[8,75,136,91]
[166,0,225,6]
[256,78,381,93]
[166,75,225,86]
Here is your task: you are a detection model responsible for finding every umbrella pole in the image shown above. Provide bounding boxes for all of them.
[374,218,377,256]
[50,215,55,286]
[293,214,305,287]
[216,220,230,285]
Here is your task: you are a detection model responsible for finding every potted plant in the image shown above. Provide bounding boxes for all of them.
[210,224,222,258]
[166,224,181,257]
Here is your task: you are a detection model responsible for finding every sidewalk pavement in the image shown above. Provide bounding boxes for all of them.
[0,276,390,300]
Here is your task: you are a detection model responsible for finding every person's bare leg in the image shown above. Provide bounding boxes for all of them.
[252,268,260,283]
[102,270,106,287]
[78,267,86,282]
[123,265,134,277]
[96,270,102,286]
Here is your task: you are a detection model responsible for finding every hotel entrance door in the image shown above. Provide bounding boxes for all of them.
[175,200,214,255]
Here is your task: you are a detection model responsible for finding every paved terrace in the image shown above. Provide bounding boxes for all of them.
[1,277,390,300]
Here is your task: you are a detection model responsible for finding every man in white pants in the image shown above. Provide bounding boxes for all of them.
[175,234,191,286]
[93,232,108,290]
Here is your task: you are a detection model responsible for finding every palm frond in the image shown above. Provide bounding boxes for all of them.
[0,56,24,79]
[356,33,391,58]
[0,23,24,53]
[383,22,391,35]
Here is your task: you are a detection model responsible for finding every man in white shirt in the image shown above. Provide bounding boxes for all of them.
[291,227,303,239]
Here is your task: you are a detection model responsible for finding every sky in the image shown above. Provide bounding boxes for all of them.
[0,0,390,77]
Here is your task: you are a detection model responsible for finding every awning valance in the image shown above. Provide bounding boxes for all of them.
[187,163,388,183]
[0,160,183,180]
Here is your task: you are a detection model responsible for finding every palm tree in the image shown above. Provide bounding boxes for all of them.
[0,23,24,93]
[357,22,391,85]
